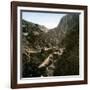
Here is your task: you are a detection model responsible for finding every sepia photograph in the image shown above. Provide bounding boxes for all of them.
[21,11,80,78]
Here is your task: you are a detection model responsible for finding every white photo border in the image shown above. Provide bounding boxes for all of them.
[17,6,84,84]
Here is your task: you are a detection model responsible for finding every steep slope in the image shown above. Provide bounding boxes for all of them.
[45,13,79,48]
[54,13,79,76]
[22,20,48,49]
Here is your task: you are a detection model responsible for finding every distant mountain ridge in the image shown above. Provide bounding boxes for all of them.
[22,19,48,33]
[22,13,79,49]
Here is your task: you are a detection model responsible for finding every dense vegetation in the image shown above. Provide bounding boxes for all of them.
[21,13,79,77]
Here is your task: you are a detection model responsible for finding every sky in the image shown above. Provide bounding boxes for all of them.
[22,11,66,29]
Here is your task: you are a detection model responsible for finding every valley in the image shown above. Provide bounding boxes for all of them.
[21,13,79,77]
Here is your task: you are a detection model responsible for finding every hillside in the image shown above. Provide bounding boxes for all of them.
[54,14,79,75]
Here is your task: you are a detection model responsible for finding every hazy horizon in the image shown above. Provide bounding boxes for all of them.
[22,11,66,29]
